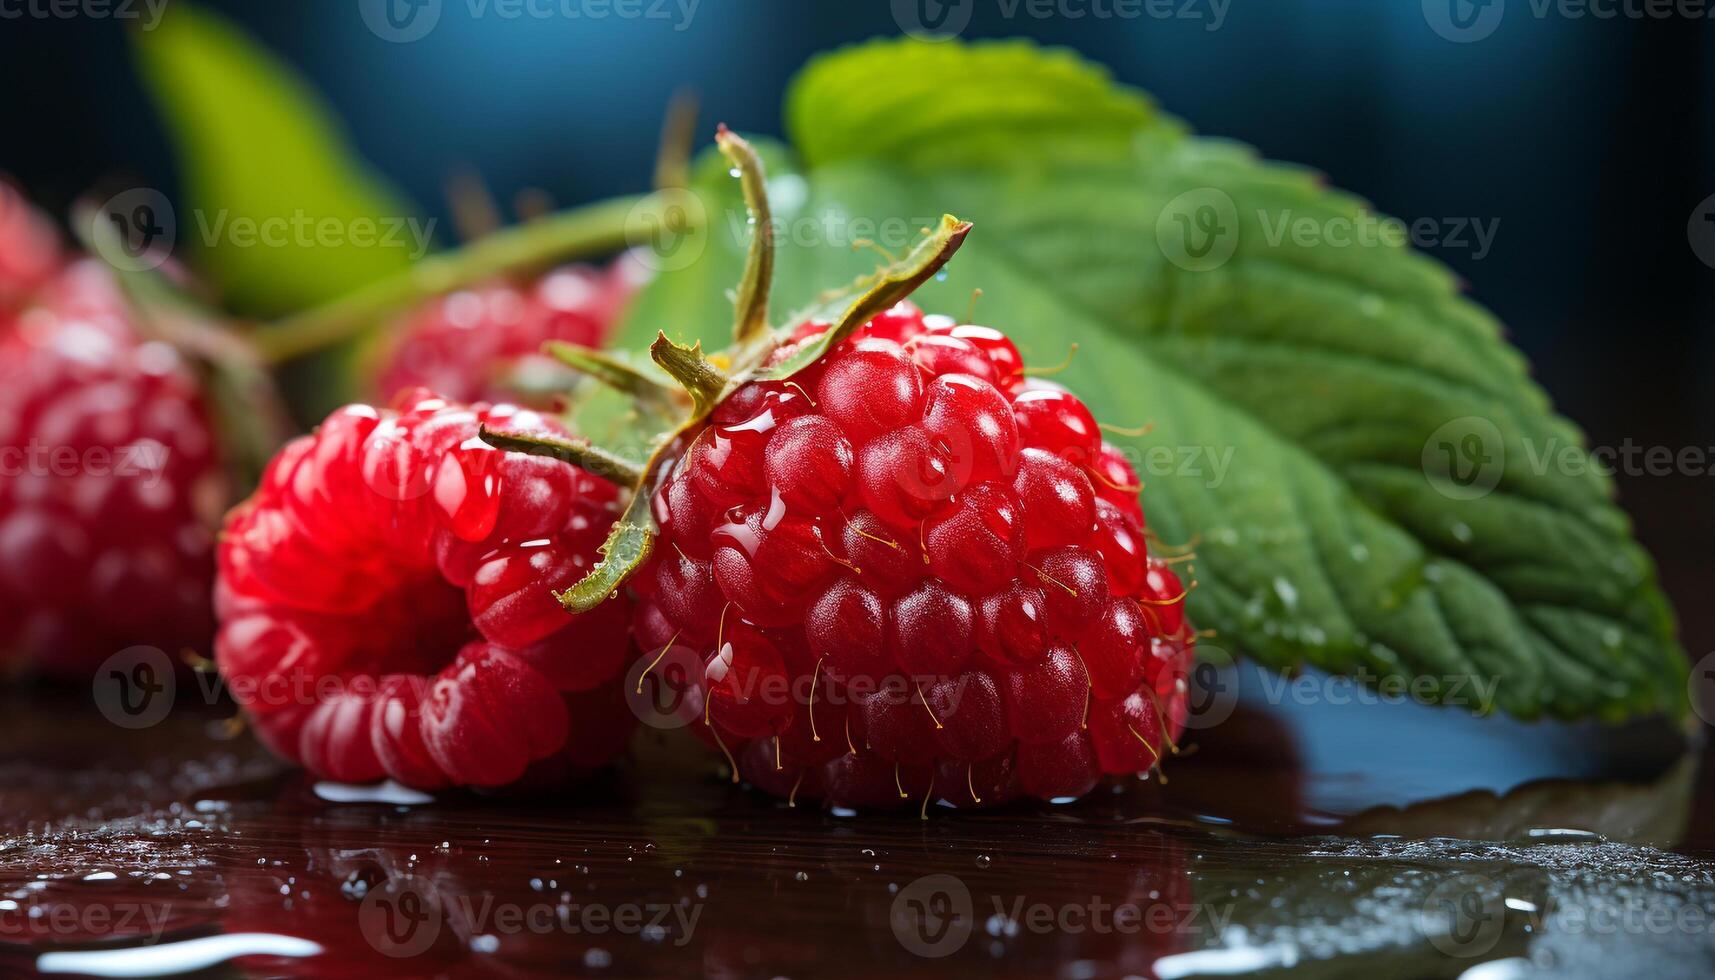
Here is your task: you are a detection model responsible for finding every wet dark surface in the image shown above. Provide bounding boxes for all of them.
[2,680,1712,979]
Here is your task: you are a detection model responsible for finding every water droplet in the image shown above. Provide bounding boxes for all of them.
[975,854,991,869]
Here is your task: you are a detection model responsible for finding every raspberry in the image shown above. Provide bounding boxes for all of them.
[636,301,1195,810]
[0,178,61,312]
[215,390,635,790]
[0,260,224,679]
[373,256,647,404]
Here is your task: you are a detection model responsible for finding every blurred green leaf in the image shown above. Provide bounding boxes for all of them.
[133,5,427,316]
[617,39,1685,723]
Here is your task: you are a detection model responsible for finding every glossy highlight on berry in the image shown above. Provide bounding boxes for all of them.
[635,302,1195,810]
[215,390,635,790]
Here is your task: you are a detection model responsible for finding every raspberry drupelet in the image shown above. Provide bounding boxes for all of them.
[0,260,225,679]
[0,177,61,312]
[635,301,1194,810]
[374,256,648,405]
[215,391,635,790]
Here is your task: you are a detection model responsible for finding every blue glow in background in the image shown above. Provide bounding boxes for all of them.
[1,0,1710,659]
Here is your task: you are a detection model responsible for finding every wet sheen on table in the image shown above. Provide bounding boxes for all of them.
[1,684,1710,979]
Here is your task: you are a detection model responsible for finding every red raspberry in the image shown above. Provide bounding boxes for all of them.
[215,390,635,790]
[0,260,224,679]
[373,256,647,404]
[0,178,61,312]
[637,302,1194,810]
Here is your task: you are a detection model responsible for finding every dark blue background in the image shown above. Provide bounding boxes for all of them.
[2,0,1710,649]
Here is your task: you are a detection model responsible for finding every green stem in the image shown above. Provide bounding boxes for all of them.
[479,425,645,486]
[650,333,729,415]
[715,126,773,345]
[248,193,645,363]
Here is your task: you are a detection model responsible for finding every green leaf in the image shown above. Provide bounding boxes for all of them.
[617,38,1686,723]
[133,5,425,316]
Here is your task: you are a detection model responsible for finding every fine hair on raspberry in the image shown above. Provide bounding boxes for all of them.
[216,390,636,791]
[634,301,1195,811]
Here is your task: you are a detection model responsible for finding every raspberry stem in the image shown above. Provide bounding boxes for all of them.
[654,89,699,192]
[249,193,648,363]
[650,333,730,414]
[546,340,680,422]
[715,125,773,345]
[478,425,645,487]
